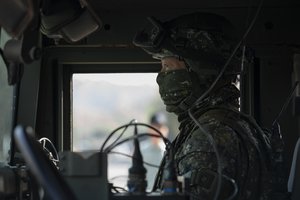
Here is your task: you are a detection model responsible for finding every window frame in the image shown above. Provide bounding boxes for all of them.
[42,46,160,151]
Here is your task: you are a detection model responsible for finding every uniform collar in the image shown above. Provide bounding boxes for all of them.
[177,84,240,129]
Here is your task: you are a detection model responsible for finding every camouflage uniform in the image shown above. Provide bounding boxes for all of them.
[132,12,274,200]
[155,85,272,200]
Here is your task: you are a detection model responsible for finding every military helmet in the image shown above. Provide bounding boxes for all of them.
[133,12,245,76]
[150,112,167,126]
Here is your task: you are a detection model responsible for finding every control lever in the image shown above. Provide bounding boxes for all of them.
[14,125,77,200]
[127,123,147,193]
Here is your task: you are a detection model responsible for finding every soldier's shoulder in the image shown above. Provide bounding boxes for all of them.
[186,110,240,148]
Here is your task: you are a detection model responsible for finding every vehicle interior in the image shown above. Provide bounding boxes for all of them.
[1,0,300,199]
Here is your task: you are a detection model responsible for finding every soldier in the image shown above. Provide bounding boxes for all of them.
[133,12,272,199]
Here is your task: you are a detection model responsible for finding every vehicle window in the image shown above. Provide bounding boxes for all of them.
[0,29,14,163]
[72,73,179,190]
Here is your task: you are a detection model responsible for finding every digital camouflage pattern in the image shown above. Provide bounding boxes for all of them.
[133,12,275,199]
[155,85,273,200]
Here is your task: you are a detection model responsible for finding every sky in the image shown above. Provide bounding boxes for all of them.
[73,73,158,86]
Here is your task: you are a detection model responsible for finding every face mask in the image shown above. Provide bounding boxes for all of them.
[156,69,193,114]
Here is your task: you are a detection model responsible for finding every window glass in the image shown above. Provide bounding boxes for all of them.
[72,73,179,191]
[0,29,13,163]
